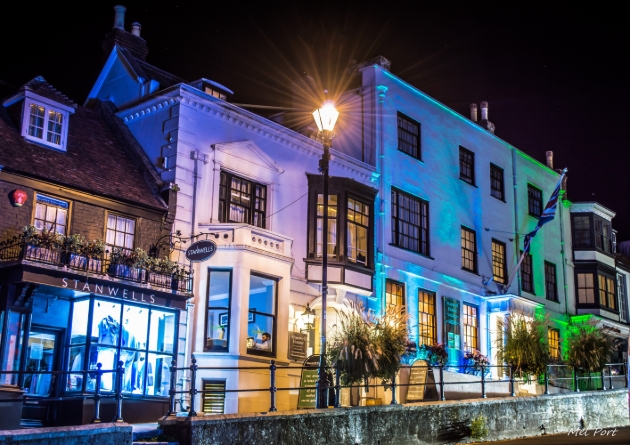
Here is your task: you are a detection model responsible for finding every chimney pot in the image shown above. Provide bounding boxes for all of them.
[113,5,126,30]
[470,104,478,122]
[131,22,141,37]
[546,151,554,169]
[480,101,489,121]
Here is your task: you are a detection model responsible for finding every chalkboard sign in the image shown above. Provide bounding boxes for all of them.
[297,355,320,409]
[288,332,308,361]
[405,359,430,402]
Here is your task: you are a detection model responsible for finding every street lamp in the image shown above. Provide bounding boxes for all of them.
[311,99,338,408]
[300,303,316,333]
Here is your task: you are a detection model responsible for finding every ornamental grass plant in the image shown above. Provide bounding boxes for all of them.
[565,318,617,372]
[496,312,550,377]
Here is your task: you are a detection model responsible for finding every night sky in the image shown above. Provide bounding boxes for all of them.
[2,1,628,240]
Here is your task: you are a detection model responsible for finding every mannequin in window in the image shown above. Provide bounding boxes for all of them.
[97,315,119,390]
[254,332,271,351]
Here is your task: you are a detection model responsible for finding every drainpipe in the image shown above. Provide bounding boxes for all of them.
[559,195,569,316]
[511,146,521,296]
[180,301,194,411]
[376,82,388,318]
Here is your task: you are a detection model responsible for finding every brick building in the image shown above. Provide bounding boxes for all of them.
[0,76,192,426]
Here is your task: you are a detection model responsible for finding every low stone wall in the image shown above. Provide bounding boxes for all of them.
[0,422,132,445]
[160,389,630,445]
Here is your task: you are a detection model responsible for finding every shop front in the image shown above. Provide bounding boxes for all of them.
[0,261,189,426]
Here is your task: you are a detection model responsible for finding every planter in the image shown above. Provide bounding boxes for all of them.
[0,385,24,430]
[67,253,102,273]
[109,263,145,281]
[25,245,60,263]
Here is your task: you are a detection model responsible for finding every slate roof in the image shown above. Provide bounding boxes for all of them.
[16,76,77,108]
[0,78,166,210]
[118,47,186,89]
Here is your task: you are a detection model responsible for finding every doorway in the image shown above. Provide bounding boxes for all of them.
[23,327,62,397]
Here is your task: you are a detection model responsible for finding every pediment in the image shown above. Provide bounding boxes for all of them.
[214,140,284,174]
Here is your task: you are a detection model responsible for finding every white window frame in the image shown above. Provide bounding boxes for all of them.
[21,94,73,151]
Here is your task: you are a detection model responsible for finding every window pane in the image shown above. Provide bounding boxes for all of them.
[0,311,26,385]
[121,305,149,348]
[247,274,276,354]
[28,104,45,139]
[91,300,122,345]
[206,270,231,352]
[87,346,118,392]
[145,353,172,396]
[150,310,176,353]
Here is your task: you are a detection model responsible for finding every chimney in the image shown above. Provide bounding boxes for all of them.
[480,101,489,121]
[470,104,478,122]
[131,22,141,37]
[546,151,554,169]
[113,5,126,30]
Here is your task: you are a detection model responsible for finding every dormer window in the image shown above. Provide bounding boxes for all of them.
[23,98,69,150]
[204,86,227,101]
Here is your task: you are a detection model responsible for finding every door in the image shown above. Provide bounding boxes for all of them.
[23,327,61,397]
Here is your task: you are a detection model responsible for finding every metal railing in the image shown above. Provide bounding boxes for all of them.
[167,359,628,416]
[0,236,193,293]
[0,361,126,423]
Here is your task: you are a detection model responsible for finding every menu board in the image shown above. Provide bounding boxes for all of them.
[405,360,429,402]
[297,355,321,409]
[443,297,461,366]
[288,332,308,362]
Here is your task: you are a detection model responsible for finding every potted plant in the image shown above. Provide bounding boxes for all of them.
[64,233,87,268]
[418,343,448,366]
[108,247,148,281]
[23,225,63,262]
[463,349,490,376]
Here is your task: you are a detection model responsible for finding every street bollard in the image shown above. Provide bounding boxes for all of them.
[390,372,398,405]
[92,363,102,423]
[168,359,177,415]
[480,365,487,398]
[544,366,549,395]
[607,365,614,390]
[573,366,580,393]
[269,360,277,412]
[334,361,341,408]
[439,364,445,401]
[113,360,124,422]
[188,357,198,417]
[509,364,516,397]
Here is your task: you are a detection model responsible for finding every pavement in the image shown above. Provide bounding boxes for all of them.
[491,426,630,444]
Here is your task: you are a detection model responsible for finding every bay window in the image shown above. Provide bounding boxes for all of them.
[219,171,266,228]
[575,269,617,311]
[246,273,277,356]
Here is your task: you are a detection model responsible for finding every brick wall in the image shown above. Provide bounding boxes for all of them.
[0,180,34,240]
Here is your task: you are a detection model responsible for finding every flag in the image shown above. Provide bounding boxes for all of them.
[523,168,567,254]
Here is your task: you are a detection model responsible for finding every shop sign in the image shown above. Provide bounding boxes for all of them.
[288,332,308,361]
[185,240,217,262]
[297,354,320,409]
[405,359,429,402]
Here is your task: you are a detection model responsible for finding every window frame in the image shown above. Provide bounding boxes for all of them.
[105,213,136,252]
[490,163,505,201]
[491,239,507,284]
[459,146,475,185]
[385,279,405,309]
[527,184,543,218]
[418,290,437,347]
[346,196,370,267]
[571,214,593,248]
[204,269,232,353]
[397,112,421,160]
[246,272,278,358]
[21,97,70,151]
[462,303,478,352]
[575,268,618,312]
[618,273,628,323]
[316,193,339,261]
[33,193,70,236]
[548,328,560,362]
[520,250,534,294]
[545,261,558,302]
[391,187,430,257]
[219,170,267,229]
[461,226,478,274]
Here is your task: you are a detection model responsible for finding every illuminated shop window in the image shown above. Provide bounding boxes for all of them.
[205,270,231,352]
[246,273,277,357]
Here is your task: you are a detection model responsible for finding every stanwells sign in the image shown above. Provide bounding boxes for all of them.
[62,278,157,304]
[185,240,217,262]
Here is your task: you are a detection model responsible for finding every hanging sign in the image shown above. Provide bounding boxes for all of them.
[288,332,308,362]
[185,240,217,262]
[297,354,321,409]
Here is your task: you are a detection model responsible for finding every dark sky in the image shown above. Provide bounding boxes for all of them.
[2,1,628,240]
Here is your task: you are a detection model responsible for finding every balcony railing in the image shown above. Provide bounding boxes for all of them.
[0,236,193,294]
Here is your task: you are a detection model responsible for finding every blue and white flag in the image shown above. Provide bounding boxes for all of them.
[523,168,567,254]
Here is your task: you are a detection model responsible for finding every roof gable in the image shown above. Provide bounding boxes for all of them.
[214,140,285,174]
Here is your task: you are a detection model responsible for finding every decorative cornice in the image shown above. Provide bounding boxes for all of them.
[570,202,616,220]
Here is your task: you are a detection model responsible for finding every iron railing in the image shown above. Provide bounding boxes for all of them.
[167,359,628,416]
[0,361,126,423]
[0,236,193,294]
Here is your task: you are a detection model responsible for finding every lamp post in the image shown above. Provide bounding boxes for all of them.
[300,303,316,333]
[311,100,339,409]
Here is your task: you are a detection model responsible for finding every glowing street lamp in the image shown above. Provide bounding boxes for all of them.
[300,303,316,332]
[312,99,337,409]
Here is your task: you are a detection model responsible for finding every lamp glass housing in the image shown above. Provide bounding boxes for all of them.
[312,101,339,132]
[301,305,316,328]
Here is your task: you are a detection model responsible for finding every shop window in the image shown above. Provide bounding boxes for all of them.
[397,112,421,160]
[490,164,504,201]
[347,198,370,266]
[66,298,176,397]
[246,274,277,356]
[385,280,405,308]
[521,251,534,293]
[0,310,27,386]
[317,194,338,259]
[459,146,475,185]
[23,328,59,396]
[548,328,560,361]
[391,188,429,256]
[202,380,226,414]
[492,239,507,284]
[528,184,543,218]
[545,262,557,302]
[463,304,478,351]
[461,226,477,273]
[106,214,135,252]
[34,194,68,235]
[205,270,231,352]
[418,290,436,346]
[219,171,266,228]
